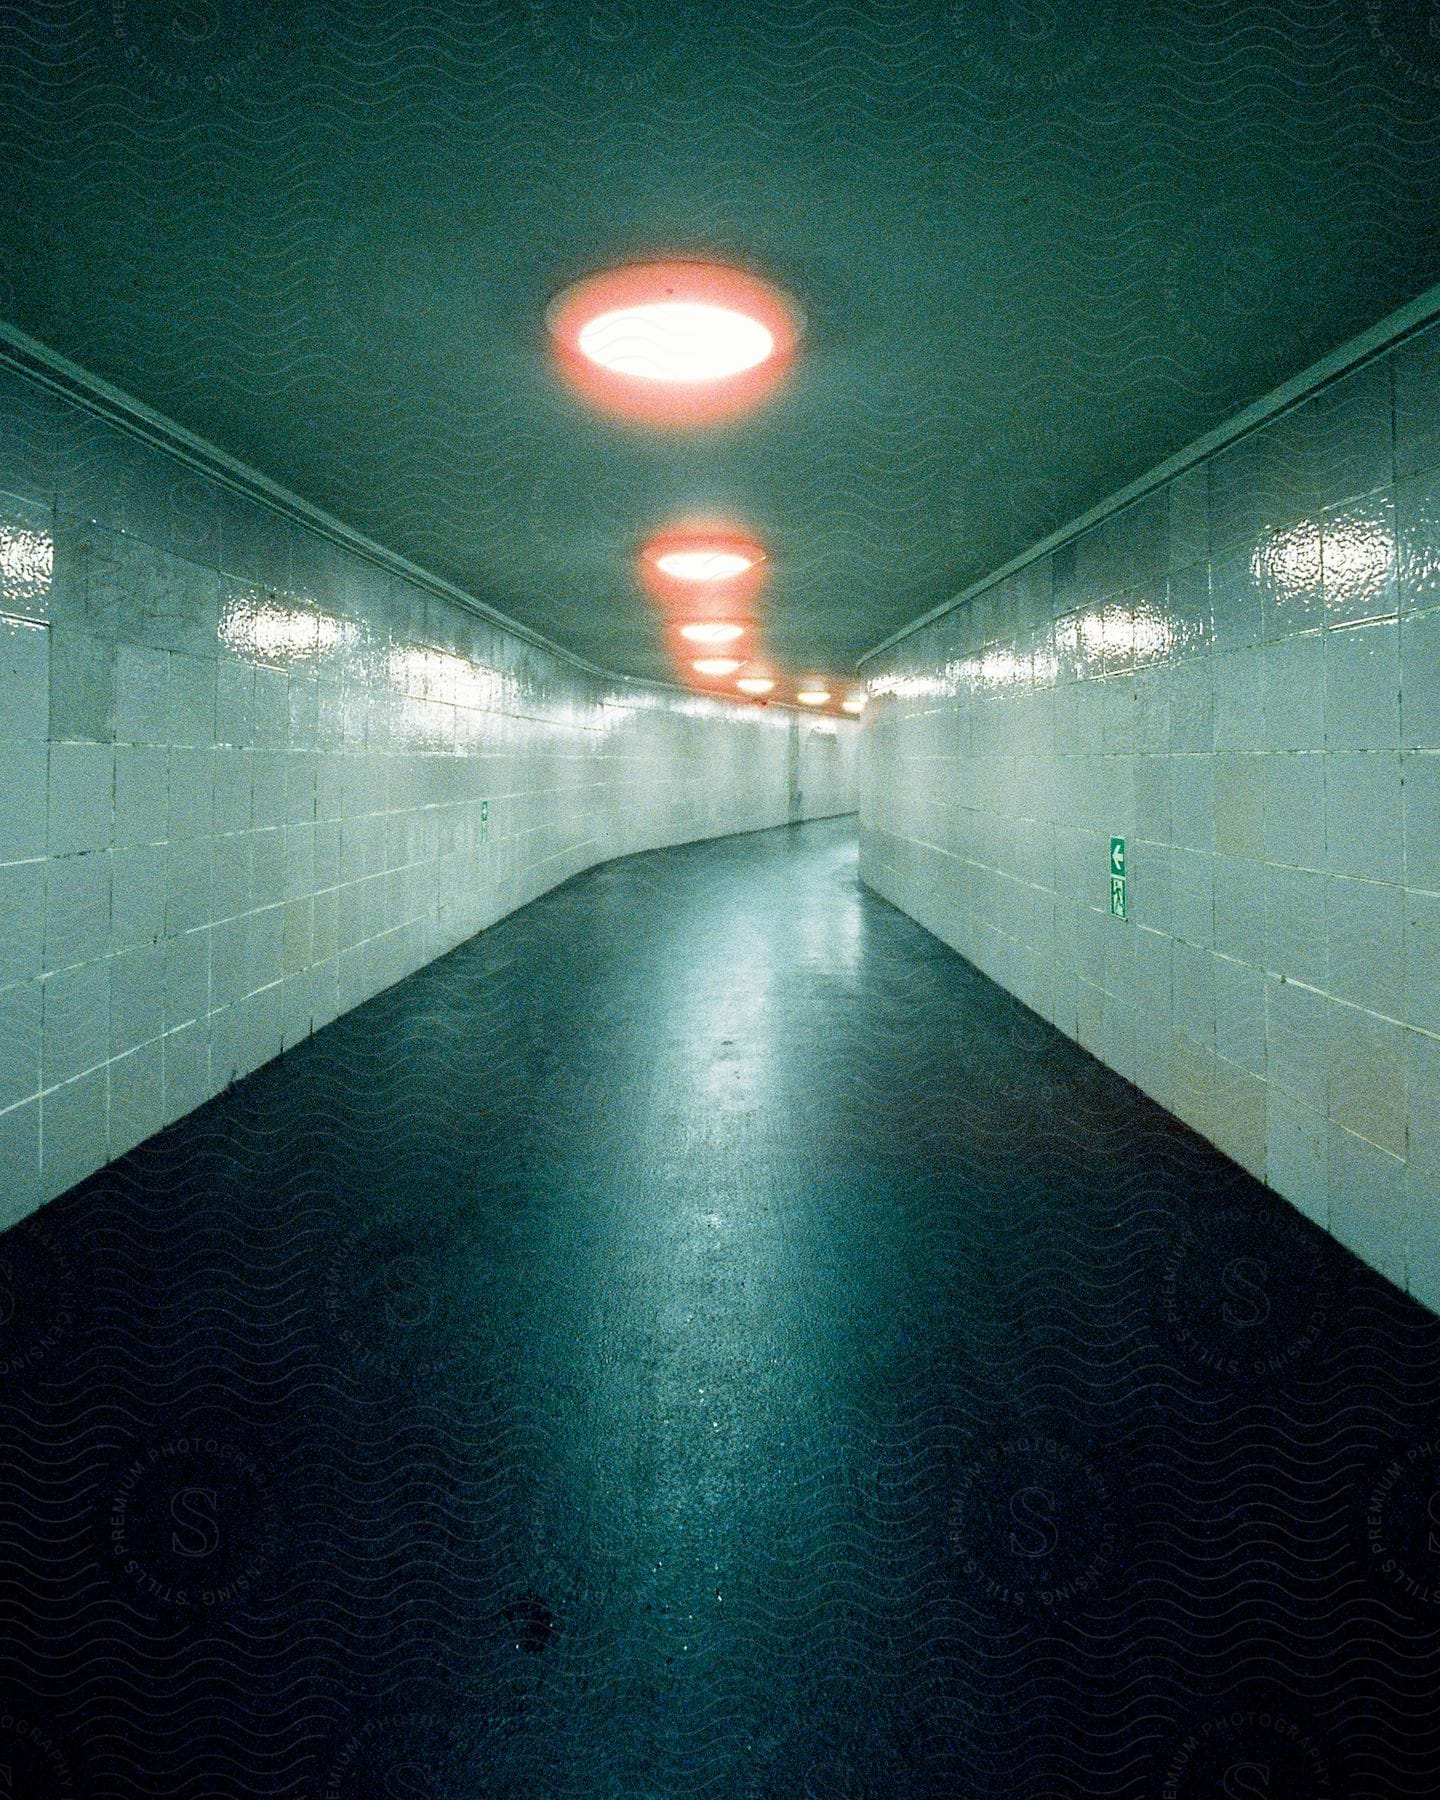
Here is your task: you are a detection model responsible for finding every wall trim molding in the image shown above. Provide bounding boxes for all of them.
[0,317,835,718]
[858,277,1440,669]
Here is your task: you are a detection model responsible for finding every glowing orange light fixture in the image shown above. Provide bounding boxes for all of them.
[736,675,776,696]
[693,656,743,677]
[679,622,745,645]
[549,262,801,426]
[842,696,867,714]
[659,550,758,582]
[796,688,830,705]
[643,527,766,585]
[641,526,769,622]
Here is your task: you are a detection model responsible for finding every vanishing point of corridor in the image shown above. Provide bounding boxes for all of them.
[2,817,1438,1797]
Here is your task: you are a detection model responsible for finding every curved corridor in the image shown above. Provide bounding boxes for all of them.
[2,817,1439,1796]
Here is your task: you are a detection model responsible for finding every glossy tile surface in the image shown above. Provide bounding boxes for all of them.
[861,326,1440,1309]
[0,366,855,1226]
[2,817,1439,1796]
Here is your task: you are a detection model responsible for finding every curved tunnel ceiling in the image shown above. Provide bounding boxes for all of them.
[2,1,1440,686]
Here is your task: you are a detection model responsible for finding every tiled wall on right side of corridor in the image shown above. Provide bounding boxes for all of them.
[859,321,1440,1309]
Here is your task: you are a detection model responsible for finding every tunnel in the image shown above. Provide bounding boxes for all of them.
[0,2,1439,1795]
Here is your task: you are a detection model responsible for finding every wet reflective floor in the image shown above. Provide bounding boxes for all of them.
[3,817,1440,1798]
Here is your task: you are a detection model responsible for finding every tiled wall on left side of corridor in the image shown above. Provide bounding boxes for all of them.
[0,362,857,1228]
[859,322,1440,1312]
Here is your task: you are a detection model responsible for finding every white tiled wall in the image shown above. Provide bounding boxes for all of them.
[859,322,1440,1309]
[0,361,856,1229]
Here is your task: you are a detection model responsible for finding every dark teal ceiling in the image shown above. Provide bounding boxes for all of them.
[3,1,1440,683]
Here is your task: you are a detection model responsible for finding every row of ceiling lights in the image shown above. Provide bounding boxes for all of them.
[546,260,865,718]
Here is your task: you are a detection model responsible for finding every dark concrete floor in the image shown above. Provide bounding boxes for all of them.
[2,817,1440,1798]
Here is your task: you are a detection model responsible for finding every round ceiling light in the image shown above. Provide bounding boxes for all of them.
[679,622,745,645]
[640,526,768,609]
[579,303,772,383]
[658,550,757,582]
[549,262,802,426]
[842,696,867,714]
[693,657,742,677]
[736,675,776,696]
[796,688,830,705]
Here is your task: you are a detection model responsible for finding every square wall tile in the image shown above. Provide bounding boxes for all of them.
[1327,1004,1407,1156]
[1170,756,1215,853]
[1324,490,1397,625]
[0,980,42,1109]
[163,929,210,1030]
[0,861,44,986]
[110,942,166,1057]
[1259,520,1324,640]
[1326,752,1402,884]
[1405,753,1440,891]
[216,661,255,746]
[47,629,114,742]
[48,743,113,856]
[1407,1166,1440,1316]
[1210,1056,1266,1178]
[0,1096,42,1229]
[1266,1089,1328,1227]
[1211,549,1265,651]
[1214,756,1265,858]
[109,1038,165,1160]
[111,844,166,952]
[1327,876,1404,1017]
[162,1023,211,1124]
[213,747,254,835]
[1264,864,1329,988]
[1214,648,1266,750]
[1130,842,1172,935]
[1409,1027,1440,1186]
[1212,855,1266,964]
[1264,754,1325,869]
[1325,619,1399,751]
[114,745,168,848]
[114,642,171,744]
[167,653,215,746]
[1172,940,1217,1045]
[1214,955,1266,1074]
[167,747,214,842]
[1397,467,1440,614]
[1168,566,1215,660]
[1266,975,1330,1111]
[44,851,111,970]
[1292,360,1394,510]
[1407,889,1440,1035]
[0,617,49,739]
[1167,465,1209,570]
[1401,610,1440,751]
[1264,633,1325,751]
[0,742,48,862]
[40,1065,108,1198]
[42,959,109,1087]
[0,489,55,616]
[165,840,213,937]
[1328,1123,1406,1286]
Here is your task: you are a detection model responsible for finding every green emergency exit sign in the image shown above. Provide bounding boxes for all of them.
[480,799,489,843]
[1109,836,1126,918]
